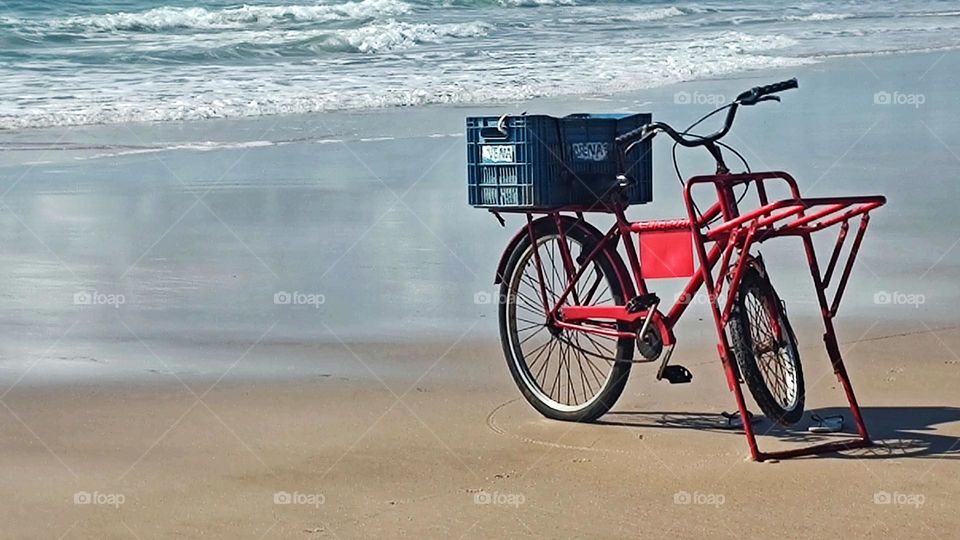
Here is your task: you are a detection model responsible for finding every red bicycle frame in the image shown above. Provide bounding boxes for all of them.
[497,170,885,461]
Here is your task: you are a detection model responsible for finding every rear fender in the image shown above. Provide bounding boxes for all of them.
[493,215,612,285]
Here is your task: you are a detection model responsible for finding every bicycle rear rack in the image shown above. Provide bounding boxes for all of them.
[684,171,885,461]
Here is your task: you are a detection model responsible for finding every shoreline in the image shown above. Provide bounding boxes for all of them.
[1,46,958,137]
[0,48,936,142]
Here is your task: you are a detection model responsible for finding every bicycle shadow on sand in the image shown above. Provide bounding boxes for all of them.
[599,406,960,460]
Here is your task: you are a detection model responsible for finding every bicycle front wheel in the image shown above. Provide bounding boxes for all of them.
[728,264,805,426]
[498,218,634,422]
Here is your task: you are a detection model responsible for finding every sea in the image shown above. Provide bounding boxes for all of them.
[2,0,960,130]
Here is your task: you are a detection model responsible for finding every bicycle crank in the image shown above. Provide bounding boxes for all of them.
[636,325,663,361]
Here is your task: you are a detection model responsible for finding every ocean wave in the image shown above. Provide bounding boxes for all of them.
[44,18,491,60]
[726,12,854,26]
[0,30,812,130]
[48,0,413,32]
[784,13,852,22]
[497,0,577,6]
[559,5,692,25]
[4,0,960,130]
[623,6,688,22]
[329,20,490,53]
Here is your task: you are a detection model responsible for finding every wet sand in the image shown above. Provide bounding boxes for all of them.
[1,51,959,537]
[0,50,958,363]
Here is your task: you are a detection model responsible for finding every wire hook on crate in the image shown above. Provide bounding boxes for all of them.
[496,114,509,135]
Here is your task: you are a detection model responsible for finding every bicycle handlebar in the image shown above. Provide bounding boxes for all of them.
[736,78,798,105]
[614,125,646,147]
[616,78,799,152]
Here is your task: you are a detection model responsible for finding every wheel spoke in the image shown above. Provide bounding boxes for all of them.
[516,321,543,333]
[536,338,557,388]
[574,332,602,396]
[519,325,548,346]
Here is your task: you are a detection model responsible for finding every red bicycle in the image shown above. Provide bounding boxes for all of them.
[488,79,885,461]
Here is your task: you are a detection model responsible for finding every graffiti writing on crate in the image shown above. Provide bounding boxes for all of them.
[571,142,609,162]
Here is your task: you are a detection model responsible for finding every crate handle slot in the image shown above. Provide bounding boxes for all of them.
[480,127,509,139]
[480,114,511,140]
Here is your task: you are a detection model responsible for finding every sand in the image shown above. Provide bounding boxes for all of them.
[1,324,959,538]
[1,50,959,538]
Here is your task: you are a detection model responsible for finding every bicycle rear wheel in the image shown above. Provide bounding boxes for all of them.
[728,263,805,426]
[498,218,634,422]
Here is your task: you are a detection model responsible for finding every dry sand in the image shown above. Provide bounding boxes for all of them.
[1,320,958,538]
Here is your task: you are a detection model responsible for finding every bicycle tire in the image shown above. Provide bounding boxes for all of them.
[498,217,634,422]
[728,263,805,426]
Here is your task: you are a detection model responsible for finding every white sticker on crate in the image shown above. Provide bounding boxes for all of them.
[481,145,515,164]
[571,142,609,162]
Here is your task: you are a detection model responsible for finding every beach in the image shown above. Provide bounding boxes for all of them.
[1,29,960,540]
[3,329,960,538]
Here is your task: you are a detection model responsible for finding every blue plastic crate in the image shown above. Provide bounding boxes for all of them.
[466,113,652,209]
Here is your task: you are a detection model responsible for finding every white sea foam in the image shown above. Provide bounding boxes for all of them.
[0,30,812,130]
[785,13,852,22]
[52,0,412,31]
[623,6,687,22]
[497,0,577,6]
[338,20,491,53]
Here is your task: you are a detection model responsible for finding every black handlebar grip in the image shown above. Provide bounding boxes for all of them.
[615,125,647,146]
[756,78,798,97]
[736,78,798,104]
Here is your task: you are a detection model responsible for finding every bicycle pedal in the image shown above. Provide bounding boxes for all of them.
[660,365,693,384]
[627,293,660,314]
